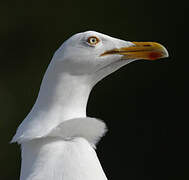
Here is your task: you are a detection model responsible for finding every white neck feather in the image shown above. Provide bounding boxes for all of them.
[12,60,108,180]
[12,61,94,143]
[11,31,142,180]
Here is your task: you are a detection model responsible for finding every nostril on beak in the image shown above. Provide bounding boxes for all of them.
[143,44,151,47]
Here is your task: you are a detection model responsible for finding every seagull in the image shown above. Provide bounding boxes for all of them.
[11,31,168,180]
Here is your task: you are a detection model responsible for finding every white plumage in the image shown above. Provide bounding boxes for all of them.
[12,31,168,180]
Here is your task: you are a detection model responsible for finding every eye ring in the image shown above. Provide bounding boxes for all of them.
[87,36,100,46]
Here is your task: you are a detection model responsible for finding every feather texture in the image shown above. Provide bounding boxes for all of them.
[20,137,107,180]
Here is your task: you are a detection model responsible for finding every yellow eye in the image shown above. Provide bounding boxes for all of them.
[87,36,100,46]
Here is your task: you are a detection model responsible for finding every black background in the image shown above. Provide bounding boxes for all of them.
[0,0,188,179]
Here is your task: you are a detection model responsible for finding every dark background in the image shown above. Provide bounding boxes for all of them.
[0,0,188,179]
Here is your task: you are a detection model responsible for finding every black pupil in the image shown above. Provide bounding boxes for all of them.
[91,38,96,43]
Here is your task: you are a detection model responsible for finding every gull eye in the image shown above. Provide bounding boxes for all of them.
[87,36,100,46]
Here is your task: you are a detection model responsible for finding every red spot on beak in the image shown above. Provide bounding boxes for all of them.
[149,52,162,60]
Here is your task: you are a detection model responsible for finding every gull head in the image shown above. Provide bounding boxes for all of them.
[11,31,169,144]
[52,31,168,83]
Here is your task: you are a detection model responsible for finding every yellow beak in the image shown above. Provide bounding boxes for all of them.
[101,42,169,60]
